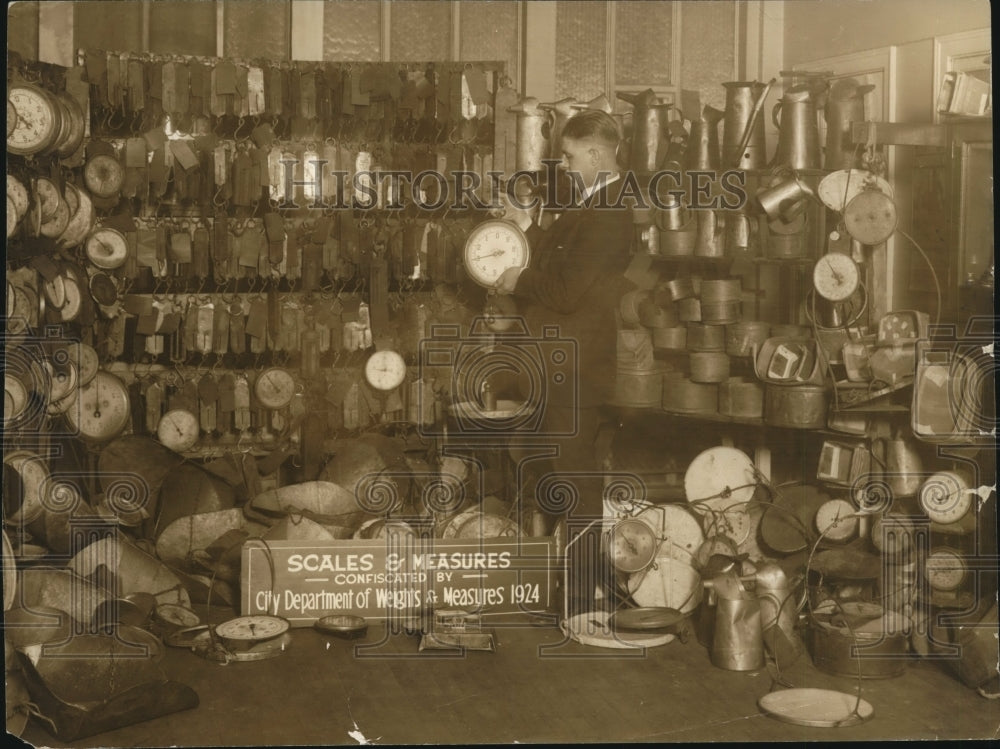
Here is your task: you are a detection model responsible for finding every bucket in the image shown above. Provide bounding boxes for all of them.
[615,367,665,407]
[652,326,687,351]
[764,384,828,428]
[689,352,731,383]
[727,321,770,357]
[718,377,764,418]
[687,323,726,352]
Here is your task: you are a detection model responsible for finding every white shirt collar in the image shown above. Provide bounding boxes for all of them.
[580,172,620,203]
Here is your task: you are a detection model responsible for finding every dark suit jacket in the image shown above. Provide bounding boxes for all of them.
[512,178,635,407]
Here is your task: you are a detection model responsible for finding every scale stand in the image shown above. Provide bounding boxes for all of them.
[418,608,496,652]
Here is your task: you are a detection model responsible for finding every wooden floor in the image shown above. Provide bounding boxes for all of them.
[15,613,999,746]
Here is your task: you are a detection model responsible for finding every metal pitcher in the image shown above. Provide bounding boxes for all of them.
[509,96,553,172]
[540,97,580,161]
[685,105,725,170]
[722,81,768,169]
[883,435,924,497]
[707,573,764,671]
[618,88,672,174]
[772,83,824,170]
[755,563,805,668]
[694,208,726,257]
[824,80,875,171]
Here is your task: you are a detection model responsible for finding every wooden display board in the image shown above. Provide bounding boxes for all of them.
[241,537,556,626]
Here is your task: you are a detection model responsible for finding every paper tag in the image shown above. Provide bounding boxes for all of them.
[170,140,200,171]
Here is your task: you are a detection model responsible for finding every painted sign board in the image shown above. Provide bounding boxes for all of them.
[241,536,557,626]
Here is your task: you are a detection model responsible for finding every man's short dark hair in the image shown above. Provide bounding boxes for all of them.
[562,110,621,147]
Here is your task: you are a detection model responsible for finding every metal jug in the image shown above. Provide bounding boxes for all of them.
[694,208,726,257]
[824,80,875,170]
[883,434,924,497]
[755,562,805,668]
[722,81,769,169]
[509,96,553,172]
[618,88,673,173]
[685,105,725,170]
[540,97,580,161]
[707,573,765,671]
[772,83,824,170]
[755,170,817,221]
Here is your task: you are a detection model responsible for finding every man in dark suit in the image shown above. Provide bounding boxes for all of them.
[496,110,635,617]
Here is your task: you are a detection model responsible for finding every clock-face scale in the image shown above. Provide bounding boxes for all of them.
[8,85,60,155]
[364,350,407,391]
[463,220,530,287]
[813,253,860,302]
[64,371,131,442]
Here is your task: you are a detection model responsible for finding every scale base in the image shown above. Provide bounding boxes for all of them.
[418,631,496,652]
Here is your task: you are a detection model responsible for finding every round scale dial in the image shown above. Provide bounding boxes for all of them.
[364,350,407,391]
[7,175,29,220]
[704,504,752,546]
[157,409,200,452]
[815,498,858,541]
[4,376,30,423]
[84,154,125,198]
[215,615,290,642]
[7,85,58,155]
[684,447,757,514]
[918,472,973,525]
[6,195,16,239]
[813,253,860,302]
[607,518,658,573]
[925,548,968,591]
[45,356,78,404]
[633,504,704,564]
[66,343,100,385]
[254,367,296,409]
[463,219,530,287]
[58,277,83,322]
[64,371,131,442]
[85,228,129,270]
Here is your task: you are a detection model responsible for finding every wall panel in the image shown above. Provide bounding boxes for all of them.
[323,0,382,61]
[389,1,451,62]
[149,1,217,58]
[554,0,607,101]
[224,0,289,61]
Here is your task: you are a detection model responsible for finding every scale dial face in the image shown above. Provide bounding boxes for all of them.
[45,356,78,404]
[85,228,129,270]
[684,447,757,514]
[157,409,200,452]
[215,615,290,642]
[925,549,968,591]
[918,473,973,525]
[59,277,83,322]
[64,370,131,442]
[6,196,16,238]
[608,518,658,573]
[84,154,125,198]
[813,253,860,302]
[704,503,752,546]
[4,376,30,423]
[254,367,296,409]
[66,343,101,385]
[7,85,58,155]
[364,350,407,391]
[463,219,530,287]
[7,175,29,219]
[815,498,858,541]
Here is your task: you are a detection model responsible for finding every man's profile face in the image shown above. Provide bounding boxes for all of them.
[559,136,599,189]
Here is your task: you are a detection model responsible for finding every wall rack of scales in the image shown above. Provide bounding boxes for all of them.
[6,50,518,465]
